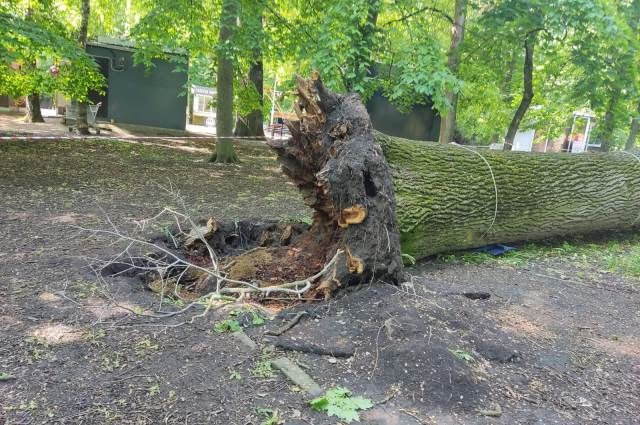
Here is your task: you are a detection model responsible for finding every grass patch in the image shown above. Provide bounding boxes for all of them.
[438,233,640,280]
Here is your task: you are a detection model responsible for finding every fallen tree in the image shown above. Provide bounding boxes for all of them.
[93,73,640,302]
[275,73,640,265]
[378,134,640,259]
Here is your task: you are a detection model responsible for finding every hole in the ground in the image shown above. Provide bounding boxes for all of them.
[463,291,491,300]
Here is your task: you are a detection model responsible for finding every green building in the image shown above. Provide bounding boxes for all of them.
[86,38,188,130]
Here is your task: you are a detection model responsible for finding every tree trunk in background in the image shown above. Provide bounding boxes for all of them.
[626,103,640,151]
[343,0,381,92]
[25,93,45,123]
[73,0,91,135]
[23,7,44,123]
[504,34,535,150]
[438,0,467,144]
[212,0,239,163]
[266,74,403,295]
[234,50,265,137]
[599,91,620,152]
[377,133,640,259]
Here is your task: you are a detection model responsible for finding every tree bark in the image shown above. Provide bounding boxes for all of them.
[266,73,403,295]
[25,93,45,123]
[504,33,536,150]
[438,0,467,144]
[211,0,239,163]
[378,133,640,259]
[626,103,640,151]
[73,0,91,135]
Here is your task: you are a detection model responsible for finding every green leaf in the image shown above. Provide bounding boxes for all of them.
[213,319,241,333]
[450,349,474,363]
[309,387,372,423]
[251,311,265,326]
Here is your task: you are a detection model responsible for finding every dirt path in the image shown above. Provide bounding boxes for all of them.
[1,140,638,424]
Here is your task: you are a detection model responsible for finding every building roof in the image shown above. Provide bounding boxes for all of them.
[87,36,187,57]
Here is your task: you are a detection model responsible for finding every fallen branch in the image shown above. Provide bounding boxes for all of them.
[265,311,308,336]
[272,337,355,358]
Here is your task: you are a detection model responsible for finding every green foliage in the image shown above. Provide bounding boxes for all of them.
[0,372,15,381]
[251,358,275,378]
[257,408,282,425]
[450,348,474,363]
[228,307,267,326]
[309,387,373,423]
[213,319,241,333]
[607,245,640,279]
[0,5,104,100]
[4,0,637,147]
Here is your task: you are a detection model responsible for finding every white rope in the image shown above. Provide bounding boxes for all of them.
[450,142,499,237]
[621,151,640,226]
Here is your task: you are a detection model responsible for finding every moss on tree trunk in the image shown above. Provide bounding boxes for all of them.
[377,134,640,259]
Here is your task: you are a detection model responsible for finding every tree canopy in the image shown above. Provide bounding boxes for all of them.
[1,0,638,150]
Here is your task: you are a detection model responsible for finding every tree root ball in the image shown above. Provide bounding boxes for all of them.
[144,73,404,300]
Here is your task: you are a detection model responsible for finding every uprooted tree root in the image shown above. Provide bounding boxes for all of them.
[86,72,403,305]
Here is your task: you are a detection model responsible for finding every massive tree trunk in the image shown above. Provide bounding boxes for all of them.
[212,0,239,163]
[627,103,640,151]
[438,0,467,145]
[73,0,91,135]
[25,93,45,123]
[378,133,640,259]
[504,33,536,150]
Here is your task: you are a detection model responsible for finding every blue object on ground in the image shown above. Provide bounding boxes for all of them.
[474,244,516,256]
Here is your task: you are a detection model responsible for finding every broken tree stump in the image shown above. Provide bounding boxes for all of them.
[266,72,404,296]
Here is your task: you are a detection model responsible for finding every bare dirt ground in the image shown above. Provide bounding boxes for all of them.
[1,138,639,425]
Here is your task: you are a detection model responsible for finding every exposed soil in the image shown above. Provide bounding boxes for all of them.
[1,134,639,424]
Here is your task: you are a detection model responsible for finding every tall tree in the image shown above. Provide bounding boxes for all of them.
[72,0,91,134]
[24,5,45,123]
[504,30,536,150]
[211,0,239,163]
[438,0,467,144]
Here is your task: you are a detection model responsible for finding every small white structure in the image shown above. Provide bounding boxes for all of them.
[512,129,536,152]
[190,84,216,127]
[568,110,597,153]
